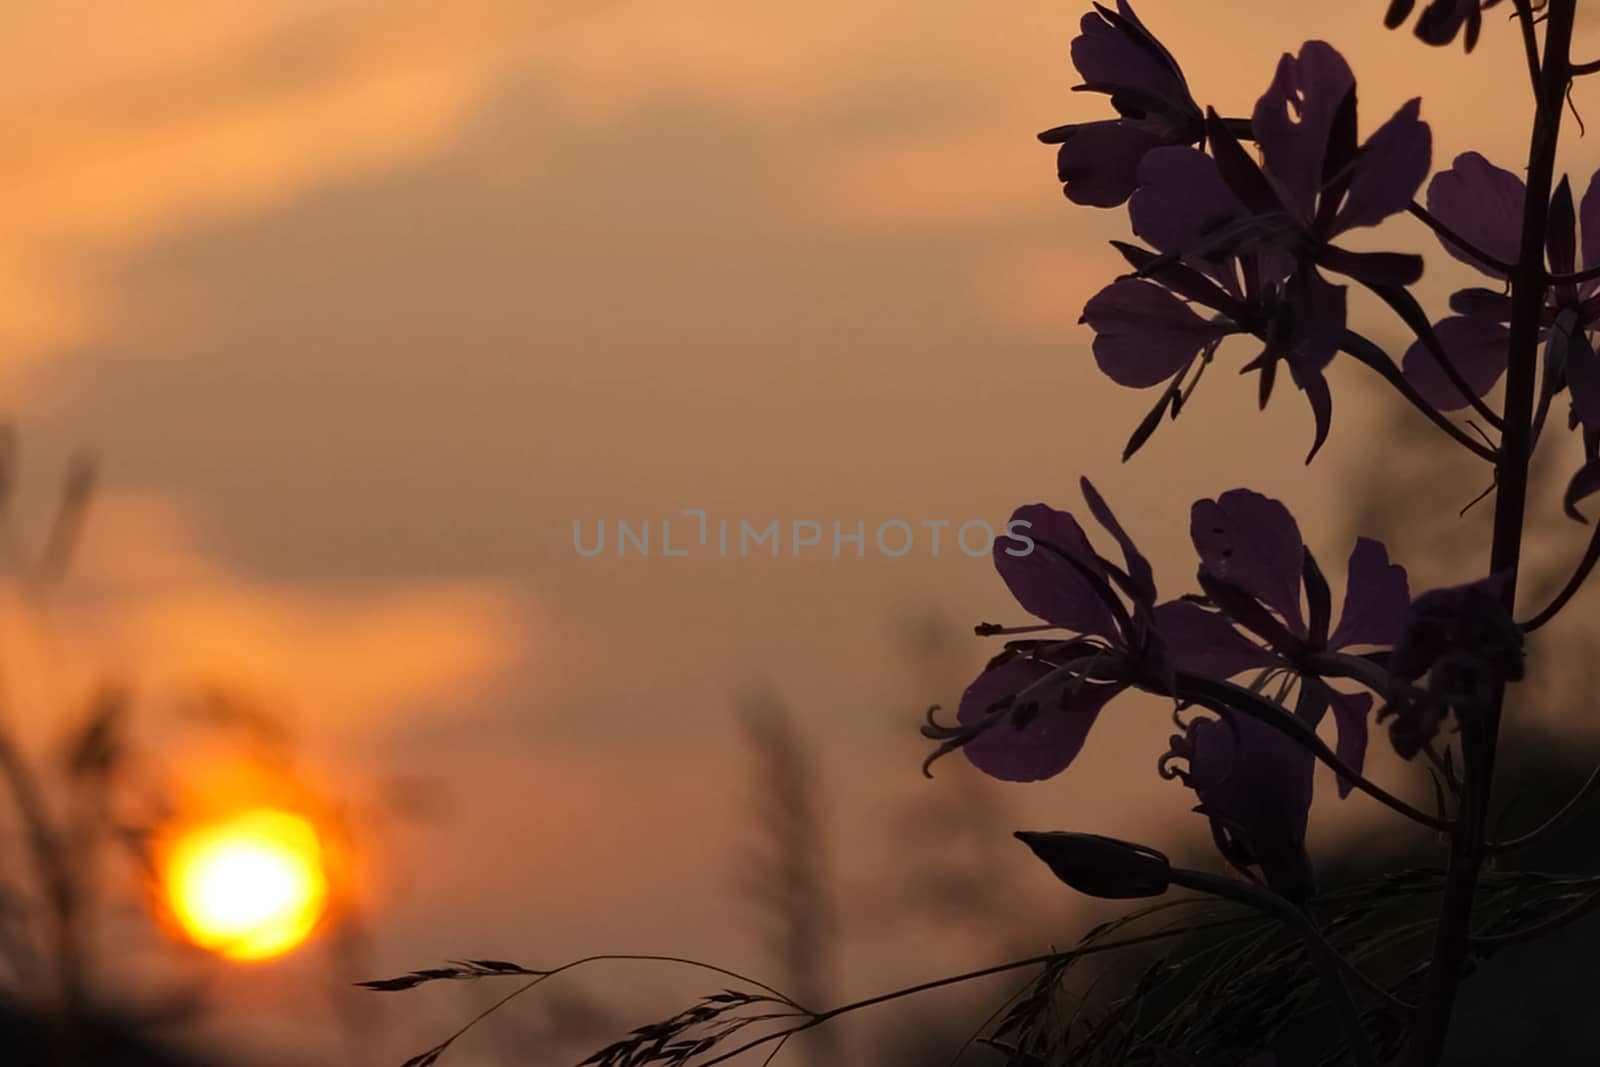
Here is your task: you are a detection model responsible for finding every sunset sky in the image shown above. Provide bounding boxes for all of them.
[5,2,1600,1063]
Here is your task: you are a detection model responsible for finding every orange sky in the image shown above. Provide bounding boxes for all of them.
[5,2,1600,1063]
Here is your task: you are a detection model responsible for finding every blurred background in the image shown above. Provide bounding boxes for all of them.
[5,1,1600,1063]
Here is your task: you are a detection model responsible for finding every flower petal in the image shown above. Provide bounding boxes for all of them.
[1426,152,1525,279]
[1129,146,1249,258]
[996,504,1118,637]
[1334,98,1431,233]
[1565,326,1600,430]
[1400,315,1511,411]
[1070,4,1191,118]
[1079,477,1157,605]
[1252,41,1357,221]
[1184,713,1316,901]
[1329,537,1412,649]
[1191,490,1307,633]
[1154,600,1279,678]
[1053,120,1168,208]
[1581,166,1600,280]
[1326,687,1373,799]
[1316,246,1424,287]
[1285,268,1346,382]
[1548,175,1579,277]
[959,657,1120,782]
[1081,279,1231,388]
[1449,287,1513,322]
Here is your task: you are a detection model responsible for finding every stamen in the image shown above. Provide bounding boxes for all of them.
[974,622,1057,637]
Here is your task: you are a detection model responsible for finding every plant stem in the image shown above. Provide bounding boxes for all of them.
[1408,3,1576,1062]
[1169,868,1382,1067]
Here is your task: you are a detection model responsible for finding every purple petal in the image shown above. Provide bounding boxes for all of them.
[1184,713,1315,899]
[1055,121,1168,208]
[1252,41,1357,221]
[959,657,1120,782]
[996,504,1118,637]
[1334,98,1431,233]
[1328,688,1372,798]
[1329,537,1412,649]
[1078,477,1157,605]
[1408,0,1500,49]
[1071,6,1189,115]
[1426,152,1525,279]
[1565,326,1600,429]
[1112,1,1187,84]
[1129,146,1248,258]
[1400,315,1510,411]
[1285,268,1346,381]
[1191,490,1307,633]
[1154,600,1279,678]
[1548,175,1578,277]
[1081,279,1232,388]
[1203,107,1284,218]
[1581,167,1600,280]
[1450,287,1513,322]
[1315,246,1424,287]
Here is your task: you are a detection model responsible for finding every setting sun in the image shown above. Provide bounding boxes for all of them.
[164,809,330,961]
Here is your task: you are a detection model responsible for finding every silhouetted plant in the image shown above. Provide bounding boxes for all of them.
[370,3,1600,1063]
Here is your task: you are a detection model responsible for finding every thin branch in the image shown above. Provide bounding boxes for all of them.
[1366,283,1506,431]
[1548,262,1600,286]
[1489,762,1600,853]
[366,953,809,1064]
[1170,867,1393,1067]
[1340,331,1498,463]
[694,918,1259,1067]
[1473,883,1600,947]
[1408,202,1516,276]
[1512,0,1545,96]
[1519,518,1600,631]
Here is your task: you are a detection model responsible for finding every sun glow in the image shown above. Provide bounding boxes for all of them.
[164,809,329,961]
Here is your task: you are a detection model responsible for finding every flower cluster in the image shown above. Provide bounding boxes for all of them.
[933,1,1565,915]
[928,481,1428,900]
[1064,8,1432,461]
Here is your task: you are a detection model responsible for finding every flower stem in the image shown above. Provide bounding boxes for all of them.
[1168,867,1382,1067]
[1408,3,1577,1063]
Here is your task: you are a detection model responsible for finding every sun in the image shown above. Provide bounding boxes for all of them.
[164,809,330,961]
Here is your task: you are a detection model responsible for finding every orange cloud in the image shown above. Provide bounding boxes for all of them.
[30,492,535,738]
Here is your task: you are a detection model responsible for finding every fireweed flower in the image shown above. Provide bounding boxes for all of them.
[1038,1,1203,207]
[923,478,1176,782]
[1163,708,1317,903]
[1162,489,1410,795]
[1380,574,1525,759]
[1384,0,1506,51]
[1403,154,1600,419]
[1089,42,1430,458]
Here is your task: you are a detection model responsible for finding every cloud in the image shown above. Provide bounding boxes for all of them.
[40,491,534,737]
[0,0,586,384]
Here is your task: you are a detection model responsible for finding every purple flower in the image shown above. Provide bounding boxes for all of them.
[1384,0,1506,51]
[1380,574,1524,758]
[1164,710,1316,902]
[933,479,1174,783]
[1091,43,1430,458]
[1163,489,1410,796]
[1039,1,1203,207]
[1403,154,1600,419]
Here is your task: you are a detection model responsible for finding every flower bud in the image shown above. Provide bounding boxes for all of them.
[1014,831,1171,899]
